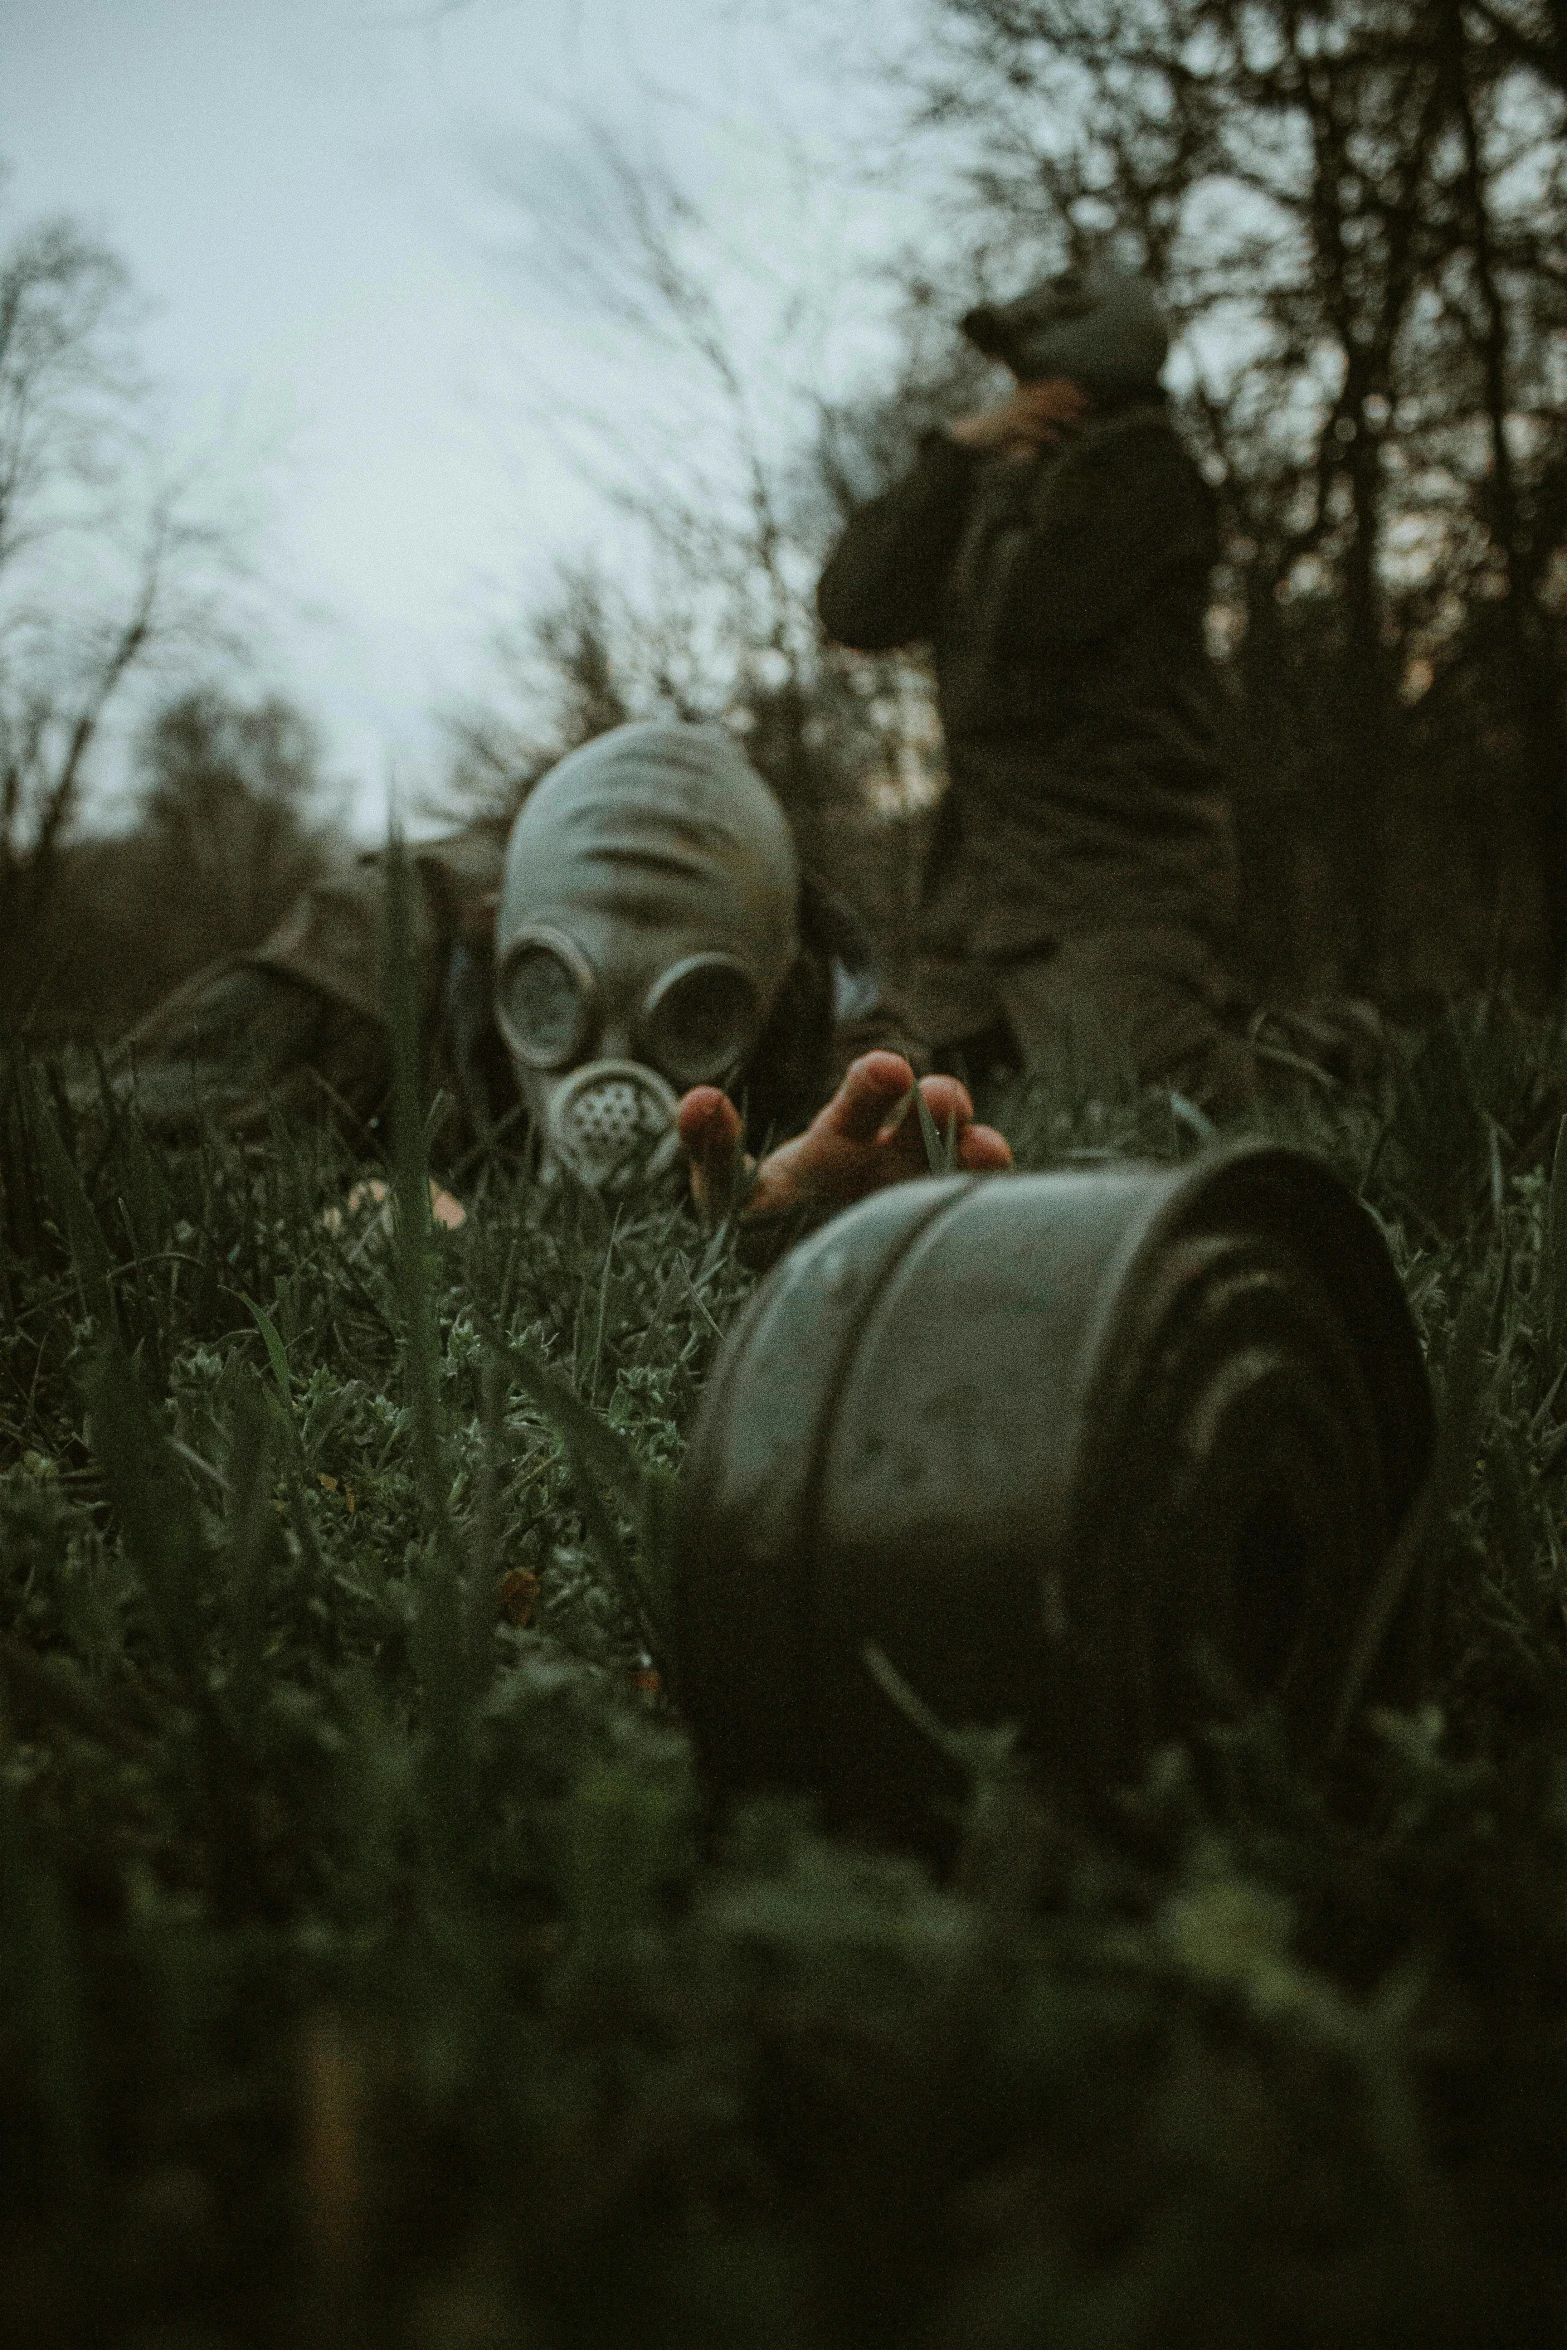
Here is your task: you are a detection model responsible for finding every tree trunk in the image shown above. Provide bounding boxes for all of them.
[1448,0,1567,989]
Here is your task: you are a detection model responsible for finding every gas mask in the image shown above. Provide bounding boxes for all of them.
[493,722,801,1186]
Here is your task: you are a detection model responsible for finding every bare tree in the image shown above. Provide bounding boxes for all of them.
[17,687,339,1046]
[880,0,1567,993]
[1466,0,1567,93]
[433,562,635,824]
[469,124,949,887]
[1423,0,1567,981]
[133,690,334,954]
[0,198,235,1033]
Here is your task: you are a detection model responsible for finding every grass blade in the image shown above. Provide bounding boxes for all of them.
[1333,1262,1495,1746]
[1543,1115,1567,1354]
[910,1079,958,1176]
[85,1342,206,1696]
[509,1335,668,1665]
[242,1293,293,1405]
[30,1067,114,1334]
[382,831,471,1842]
[223,1382,286,1749]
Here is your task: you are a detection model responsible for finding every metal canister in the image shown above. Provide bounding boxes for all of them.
[674,1145,1434,1838]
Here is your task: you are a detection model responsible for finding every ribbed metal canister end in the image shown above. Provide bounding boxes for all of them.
[674,1147,1433,1841]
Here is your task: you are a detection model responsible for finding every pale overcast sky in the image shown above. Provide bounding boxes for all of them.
[3,0,921,829]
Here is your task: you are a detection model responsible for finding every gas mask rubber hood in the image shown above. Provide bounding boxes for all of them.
[493,722,802,1185]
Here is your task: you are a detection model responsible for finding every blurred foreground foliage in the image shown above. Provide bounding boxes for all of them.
[3,1007,1567,2345]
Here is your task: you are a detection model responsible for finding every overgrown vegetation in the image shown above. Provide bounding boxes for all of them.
[460,0,1567,1007]
[3,1004,1567,2346]
[9,690,339,1048]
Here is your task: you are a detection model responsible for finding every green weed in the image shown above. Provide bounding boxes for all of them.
[0,1009,1565,2342]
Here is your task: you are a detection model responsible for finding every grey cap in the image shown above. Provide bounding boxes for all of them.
[961,256,1168,395]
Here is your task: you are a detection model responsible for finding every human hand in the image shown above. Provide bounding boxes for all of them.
[946,377,1089,453]
[678,1051,1012,1223]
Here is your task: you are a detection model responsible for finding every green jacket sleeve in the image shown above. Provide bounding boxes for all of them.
[815,432,981,651]
[105,827,511,1143]
[106,963,388,1138]
[997,419,1219,651]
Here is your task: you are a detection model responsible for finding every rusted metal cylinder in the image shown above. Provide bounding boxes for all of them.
[674,1145,1434,1838]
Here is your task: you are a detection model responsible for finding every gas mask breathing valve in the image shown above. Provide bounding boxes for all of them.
[544,1060,682,1188]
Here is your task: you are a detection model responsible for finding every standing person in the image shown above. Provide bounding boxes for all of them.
[816,255,1255,1114]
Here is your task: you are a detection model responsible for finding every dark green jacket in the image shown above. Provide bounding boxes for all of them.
[816,405,1238,954]
[109,830,920,1165]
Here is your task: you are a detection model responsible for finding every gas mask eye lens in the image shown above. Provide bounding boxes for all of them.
[641,954,763,1090]
[496,928,596,1071]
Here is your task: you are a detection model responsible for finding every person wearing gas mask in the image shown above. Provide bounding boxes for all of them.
[816,254,1256,1115]
[110,721,1010,1232]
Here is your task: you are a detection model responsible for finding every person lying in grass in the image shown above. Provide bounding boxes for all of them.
[110,720,1011,1241]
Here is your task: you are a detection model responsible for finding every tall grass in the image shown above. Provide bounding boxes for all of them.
[0,999,1565,2343]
